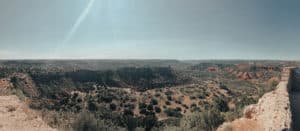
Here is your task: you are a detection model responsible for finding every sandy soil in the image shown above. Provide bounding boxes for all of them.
[221,118,264,131]
[0,95,56,131]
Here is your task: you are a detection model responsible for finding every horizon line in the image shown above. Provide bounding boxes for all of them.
[0,58,298,61]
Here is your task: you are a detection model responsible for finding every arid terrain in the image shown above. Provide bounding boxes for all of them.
[0,60,295,131]
[0,95,55,131]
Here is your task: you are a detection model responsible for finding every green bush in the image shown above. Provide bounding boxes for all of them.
[147,104,154,111]
[154,106,161,113]
[88,101,98,111]
[213,97,229,112]
[151,99,158,105]
[167,95,173,101]
[164,108,182,117]
[121,115,138,131]
[109,103,117,111]
[139,102,147,109]
[72,111,124,131]
[179,109,224,131]
[155,93,161,97]
[72,111,98,131]
[143,115,158,131]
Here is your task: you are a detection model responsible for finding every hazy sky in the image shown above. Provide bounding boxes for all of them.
[0,0,300,60]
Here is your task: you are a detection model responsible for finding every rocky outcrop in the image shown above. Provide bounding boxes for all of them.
[218,67,293,131]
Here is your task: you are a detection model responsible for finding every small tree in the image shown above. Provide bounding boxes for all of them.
[109,103,117,111]
[143,115,157,131]
[154,106,161,113]
[150,99,158,105]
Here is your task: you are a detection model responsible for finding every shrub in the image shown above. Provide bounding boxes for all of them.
[124,103,135,110]
[179,109,224,131]
[164,108,182,117]
[183,104,189,109]
[12,88,26,101]
[100,95,113,103]
[199,109,224,130]
[165,90,174,96]
[140,108,147,115]
[191,103,197,108]
[213,98,229,112]
[121,115,138,131]
[167,95,173,101]
[198,93,206,99]
[165,101,171,105]
[175,100,182,104]
[147,104,154,111]
[88,101,97,111]
[145,111,155,116]
[109,103,117,111]
[154,106,161,113]
[123,109,134,116]
[150,99,158,105]
[154,93,161,97]
[143,115,158,131]
[139,102,147,109]
[190,96,197,100]
[191,107,201,113]
[72,111,98,131]
[72,111,124,131]
[175,107,182,112]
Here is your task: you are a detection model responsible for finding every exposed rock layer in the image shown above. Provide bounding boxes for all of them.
[218,67,293,131]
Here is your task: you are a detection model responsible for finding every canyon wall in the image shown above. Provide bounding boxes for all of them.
[218,67,294,131]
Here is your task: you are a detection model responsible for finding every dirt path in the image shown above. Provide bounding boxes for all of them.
[0,95,56,131]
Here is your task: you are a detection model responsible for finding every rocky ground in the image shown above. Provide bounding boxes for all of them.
[0,95,56,131]
[218,68,292,131]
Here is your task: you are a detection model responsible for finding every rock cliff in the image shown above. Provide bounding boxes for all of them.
[218,67,293,131]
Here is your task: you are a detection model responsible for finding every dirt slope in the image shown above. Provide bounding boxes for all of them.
[218,67,292,131]
[0,95,56,131]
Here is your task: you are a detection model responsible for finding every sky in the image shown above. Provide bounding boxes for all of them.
[0,0,300,60]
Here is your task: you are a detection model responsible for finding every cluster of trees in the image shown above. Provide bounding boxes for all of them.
[166,109,224,131]
[29,67,180,94]
[116,67,177,90]
[0,68,14,78]
[190,63,233,71]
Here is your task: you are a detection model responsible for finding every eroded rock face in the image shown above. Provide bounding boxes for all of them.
[218,68,293,131]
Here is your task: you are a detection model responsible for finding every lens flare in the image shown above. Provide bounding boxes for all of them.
[62,0,95,46]
[54,0,95,58]
[63,0,95,45]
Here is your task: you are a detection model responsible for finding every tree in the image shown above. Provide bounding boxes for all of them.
[179,109,224,131]
[150,99,158,105]
[73,111,124,131]
[154,106,161,113]
[143,115,157,131]
[213,97,229,112]
[109,103,117,111]
[121,115,138,131]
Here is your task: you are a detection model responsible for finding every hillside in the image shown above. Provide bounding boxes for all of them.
[0,60,286,131]
[0,95,55,131]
